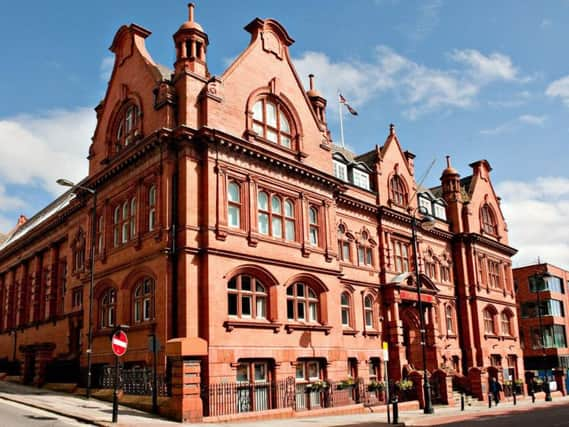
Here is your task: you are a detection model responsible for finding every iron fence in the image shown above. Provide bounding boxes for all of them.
[100,366,170,396]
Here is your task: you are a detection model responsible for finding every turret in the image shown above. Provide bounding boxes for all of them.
[306,74,327,124]
[173,3,209,78]
[440,156,463,233]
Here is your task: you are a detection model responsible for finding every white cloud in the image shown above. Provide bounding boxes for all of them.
[480,114,546,135]
[295,46,526,119]
[497,177,569,268]
[450,49,522,83]
[100,56,114,81]
[0,184,26,212]
[0,108,95,196]
[487,90,531,108]
[546,75,569,106]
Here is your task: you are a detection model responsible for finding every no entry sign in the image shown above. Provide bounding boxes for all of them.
[112,330,128,357]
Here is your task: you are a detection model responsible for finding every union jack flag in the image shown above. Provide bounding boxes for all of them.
[339,93,358,116]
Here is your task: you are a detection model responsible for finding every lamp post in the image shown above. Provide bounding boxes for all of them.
[410,206,437,414]
[533,270,552,401]
[57,178,97,399]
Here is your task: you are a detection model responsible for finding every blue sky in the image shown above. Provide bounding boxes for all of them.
[1,0,568,266]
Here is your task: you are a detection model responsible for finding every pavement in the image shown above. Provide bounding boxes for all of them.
[0,380,569,426]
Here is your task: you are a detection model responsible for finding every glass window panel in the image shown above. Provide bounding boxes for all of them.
[309,228,318,245]
[358,247,365,265]
[241,295,252,316]
[241,276,251,291]
[309,302,318,322]
[258,192,268,210]
[254,364,267,382]
[287,299,295,319]
[228,278,237,289]
[237,364,249,382]
[256,281,265,293]
[280,112,290,132]
[285,220,295,241]
[253,101,263,121]
[365,311,373,327]
[228,182,240,202]
[228,206,240,228]
[366,248,373,265]
[309,208,317,224]
[286,286,294,296]
[342,308,349,326]
[272,217,282,238]
[342,242,350,261]
[266,102,277,127]
[256,296,266,319]
[285,200,294,217]
[307,362,319,379]
[365,297,372,309]
[228,293,238,315]
[281,136,291,148]
[253,122,263,135]
[341,293,349,305]
[266,129,278,143]
[333,161,347,181]
[258,213,269,235]
[296,283,304,297]
[308,288,316,299]
[271,196,282,214]
[296,364,305,380]
[297,302,305,320]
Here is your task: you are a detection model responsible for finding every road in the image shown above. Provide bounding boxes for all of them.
[408,402,569,427]
[0,398,89,427]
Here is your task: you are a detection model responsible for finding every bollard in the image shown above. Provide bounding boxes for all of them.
[392,397,399,424]
[461,393,465,411]
[513,391,516,405]
[532,392,535,403]
[488,394,492,408]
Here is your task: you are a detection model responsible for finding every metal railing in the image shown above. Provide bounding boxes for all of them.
[100,366,170,397]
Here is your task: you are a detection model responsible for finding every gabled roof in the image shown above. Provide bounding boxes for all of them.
[0,190,76,253]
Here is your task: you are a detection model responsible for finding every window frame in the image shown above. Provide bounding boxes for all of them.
[308,206,319,247]
[392,240,410,273]
[227,180,242,229]
[481,204,498,235]
[100,288,117,329]
[133,277,155,324]
[340,292,352,328]
[352,168,370,190]
[227,274,268,320]
[390,175,408,206]
[113,103,141,153]
[251,98,294,150]
[286,282,319,323]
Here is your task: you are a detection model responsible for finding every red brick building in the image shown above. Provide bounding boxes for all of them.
[0,5,522,421]
[513,263,569,375]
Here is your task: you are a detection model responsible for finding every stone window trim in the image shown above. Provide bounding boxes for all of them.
[482,305,498,336]
[107,98,143,157]
[245,85,305,158]
[337,223,354,264]
[356,229,376,269]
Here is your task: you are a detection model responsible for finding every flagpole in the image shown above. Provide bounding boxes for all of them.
[338,92,345,148]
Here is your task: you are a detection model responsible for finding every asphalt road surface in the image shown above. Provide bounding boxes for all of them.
[0,399,89,426]
[422,403,569,427]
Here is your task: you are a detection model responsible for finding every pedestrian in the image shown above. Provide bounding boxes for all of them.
[490,377,502,406]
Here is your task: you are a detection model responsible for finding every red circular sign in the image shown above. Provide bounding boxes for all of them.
[112,330,128,357]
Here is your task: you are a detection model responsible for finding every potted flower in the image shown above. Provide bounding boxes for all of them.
[395,379,413,391]
[514,378,523,395]
[368,380,386,392]
[337,376,356,390]
[306,379,329,392]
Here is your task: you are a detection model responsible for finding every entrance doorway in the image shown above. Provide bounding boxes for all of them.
[401,307,423,370]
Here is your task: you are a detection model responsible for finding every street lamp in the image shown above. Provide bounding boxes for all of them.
[532,270,552,402]
[57,178,97,399]
[410,206,437,414]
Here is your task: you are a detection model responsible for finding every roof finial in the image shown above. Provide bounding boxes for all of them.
[446,155,451,168]
[389,123,395,136]
[309,74,315,91]
[188,2,195,22]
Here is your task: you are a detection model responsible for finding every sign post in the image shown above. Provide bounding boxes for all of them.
[383,341,390,424]
[111,327,129,423]
[148,334,161,414]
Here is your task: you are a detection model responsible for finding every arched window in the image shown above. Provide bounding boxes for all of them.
[133,277,154,323]
[340,292,351,327]
[390,175,408,206]
[96,215,104,255]
[446,305,454,334]
[481,204,498,235]
[130,197,137,238]
[228,275,267,319]
[148,185,157,231]
[483,307,496,335]
[337,224,351,262]
[501,311,512,336]
[357,231,374,267]
[284,199,296,241]
[252,98,293,149]
[227,181,241,228]
[286,282,319,322]
[309,207,319,246]
[364,295,374,328]
[100,288,116,329]
[257,191,296,241]
[113,103,140,152]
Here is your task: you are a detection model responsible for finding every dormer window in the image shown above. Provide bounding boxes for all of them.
[353,169,370,190]
[481,203,497,235]
[419,195,431,213]
[390,175,408,206]
[433,202,446,220]
[333,160,348,181]
[112,102,141,153]
[252,98,293,149]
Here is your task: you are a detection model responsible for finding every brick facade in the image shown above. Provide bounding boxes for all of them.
[0,4,522,421]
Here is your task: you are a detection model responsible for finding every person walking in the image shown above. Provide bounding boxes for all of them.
[490,377,502,406]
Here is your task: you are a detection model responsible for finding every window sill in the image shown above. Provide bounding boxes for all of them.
[285,323,332,335]
[253,234,301,248]
[363,330,380,337]
[484,334,500,340]
[342,328,359,336]
[501,335,517,341]
[224,319,282,333]
[446,333,458,339]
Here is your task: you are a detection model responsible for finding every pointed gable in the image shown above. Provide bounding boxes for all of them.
[89,24,173,176]
[463,159,509,244]
[203,18,332,173]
